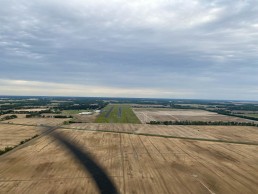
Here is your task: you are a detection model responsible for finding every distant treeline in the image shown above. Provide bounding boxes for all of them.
[0,109,61,115]
[57,99,108,111]
[149,120,258,127]
[0,97,108,113]
[0,99,50,110]
[26,114,72,118]
[221,104,258,111]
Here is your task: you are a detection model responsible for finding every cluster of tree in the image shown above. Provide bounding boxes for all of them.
[63,120,84,125]
[0,146,13,155]
[53,115,72,118]
[0,110,13,114]
[26,113,41,118]
[26,114,72,119]
[0,115,17,121]
[19,134,39,145]
[149,120,258,127]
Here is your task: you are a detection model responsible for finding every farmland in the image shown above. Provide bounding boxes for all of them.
[0,117,71,126]
[0,127,258,193]
[1,97,258,193]
[0,123,41,149]
[133,108,256,124]
[65,123,258,144]
[95,104,140,124]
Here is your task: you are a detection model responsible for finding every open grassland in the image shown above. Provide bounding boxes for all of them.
[0,118,71,126]
[0,124,41,149]
[0,128,258,193]
[133,108,256,123]
[96,104,140,124]
[65,123,258,144]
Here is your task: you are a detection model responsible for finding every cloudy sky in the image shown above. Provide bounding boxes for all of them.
[1,0,258,100]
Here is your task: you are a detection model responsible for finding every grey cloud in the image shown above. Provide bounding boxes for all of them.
[0,0,258,99]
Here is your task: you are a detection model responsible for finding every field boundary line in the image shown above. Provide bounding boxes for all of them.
[198,180,216,194]
[119,134,126,194]
[136,133,258,146]
[2,122,257,147]
[60,126,258,146]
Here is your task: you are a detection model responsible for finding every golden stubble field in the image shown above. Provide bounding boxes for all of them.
[66,123,258,144]
[0,124,258,193]
[133,108,256,123]
[0,124,42,149]
[0,117,70,126]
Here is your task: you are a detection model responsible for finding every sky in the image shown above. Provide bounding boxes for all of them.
[1,0,258,100]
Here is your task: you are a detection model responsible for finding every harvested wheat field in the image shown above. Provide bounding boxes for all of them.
[0,128,258,194]
[133,109,256,123]
[66,123,140,133]
[66,123,258,144]
[0,124,42,149]
[1,117,71,126]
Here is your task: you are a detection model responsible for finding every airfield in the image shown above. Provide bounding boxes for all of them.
[0,104,258,193]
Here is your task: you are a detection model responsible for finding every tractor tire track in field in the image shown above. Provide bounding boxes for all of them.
[170,140,255,193]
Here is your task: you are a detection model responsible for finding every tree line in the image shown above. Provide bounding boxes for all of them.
[0,115,17,121]
[208,110,258,121]
[149,120,258,127]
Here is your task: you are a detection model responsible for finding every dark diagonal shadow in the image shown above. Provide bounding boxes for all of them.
[49,129,119,194]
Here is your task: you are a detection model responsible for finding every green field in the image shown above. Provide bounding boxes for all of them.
[95,104,140,123]
[243,114,258,119]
